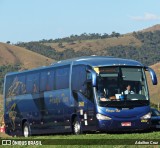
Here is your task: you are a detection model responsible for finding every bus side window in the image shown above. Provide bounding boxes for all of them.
[40,71,47,92]
[17,75,26,95]
[40,70,54,92]
[6,76,18,97]
[26,73,39,94]
[47,70,54,90]
[72,65,94,102]
[72,66,94,102]
[6,75,26,97]
[86,81,94,102]
[71,65,86,95]
[55,66,70,90]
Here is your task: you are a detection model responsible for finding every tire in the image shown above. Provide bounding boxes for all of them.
[23,122,31,137]
[73,117,82,135]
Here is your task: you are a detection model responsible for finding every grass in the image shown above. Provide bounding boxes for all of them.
[29,131,160,140]
[1,131,160,147]
[44,34,142,52]
[0,43,53,69]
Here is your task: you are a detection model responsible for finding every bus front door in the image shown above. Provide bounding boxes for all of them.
[76,85,96,132]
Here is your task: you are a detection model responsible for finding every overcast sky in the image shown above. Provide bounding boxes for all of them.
[0,0,160,43]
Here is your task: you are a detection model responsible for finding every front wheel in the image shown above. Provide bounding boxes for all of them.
[73,117,82,135]
[23,122,31,137]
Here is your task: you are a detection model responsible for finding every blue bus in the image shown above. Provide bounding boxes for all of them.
[3,56,157,137]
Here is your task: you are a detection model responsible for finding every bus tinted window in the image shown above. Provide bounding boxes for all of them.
[26,73,39,94]
[47,70,54,90]
[40,71,47,92]
[72,65,86,92]
[40,70,54,91]
[16,75,26,95]
[55,66,70,90]
[6,75,26,97]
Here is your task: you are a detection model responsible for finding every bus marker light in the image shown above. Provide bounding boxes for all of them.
[80,109,83,115]
[141,119,148,122]
[85,120,88,125]
[84,113,87,119]
[79,102,84,107]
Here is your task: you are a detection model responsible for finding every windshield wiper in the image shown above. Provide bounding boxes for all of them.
[132,100,149,106]
[103,101,125,107]
[101,100,149,107]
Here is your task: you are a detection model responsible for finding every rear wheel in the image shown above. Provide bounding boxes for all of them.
[23,122,31,137]
[73,117,81,135]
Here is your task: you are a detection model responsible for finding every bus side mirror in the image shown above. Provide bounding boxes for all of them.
[86,67,97,87]
[145,67,157,85]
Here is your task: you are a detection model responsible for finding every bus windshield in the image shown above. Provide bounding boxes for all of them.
[95,66,149,107]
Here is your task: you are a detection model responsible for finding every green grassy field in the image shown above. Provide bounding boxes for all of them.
[1,131,160,148]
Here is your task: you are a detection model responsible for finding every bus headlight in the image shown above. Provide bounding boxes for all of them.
[140,113,151,119]
[96,113,112,120]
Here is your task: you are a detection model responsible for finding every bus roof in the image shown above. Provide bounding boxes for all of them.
[52,56,144,67]
[6,56,144,76]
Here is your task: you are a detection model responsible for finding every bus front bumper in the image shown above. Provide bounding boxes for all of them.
[97,118,151,131]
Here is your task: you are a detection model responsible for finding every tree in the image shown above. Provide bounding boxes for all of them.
[6,41,10,44]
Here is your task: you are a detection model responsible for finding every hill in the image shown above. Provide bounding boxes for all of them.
[44,34,142,52]
[0,42,53,69]
[147,63,160,105]
[141,24,160,32]
[16,24,160,66]
[43,24,160,53]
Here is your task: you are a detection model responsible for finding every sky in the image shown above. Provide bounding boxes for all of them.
[0,0,160,43]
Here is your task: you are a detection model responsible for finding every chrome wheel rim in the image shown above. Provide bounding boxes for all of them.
[74,121,80,134]
[24,126,29,137]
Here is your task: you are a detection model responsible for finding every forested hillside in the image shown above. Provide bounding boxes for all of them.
[0,65,20,93]
[15,42,94,61]
[16,27,160,66]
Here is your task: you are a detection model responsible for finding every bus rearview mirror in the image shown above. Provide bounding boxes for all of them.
[145,67,157,85]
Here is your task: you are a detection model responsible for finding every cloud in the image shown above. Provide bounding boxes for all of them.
[130,13,160,21]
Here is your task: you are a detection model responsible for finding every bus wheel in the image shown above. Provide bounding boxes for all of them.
[23,122,30,137]
[73,117,81,135]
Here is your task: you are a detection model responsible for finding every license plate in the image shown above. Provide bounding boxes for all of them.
[121,122,131,126]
